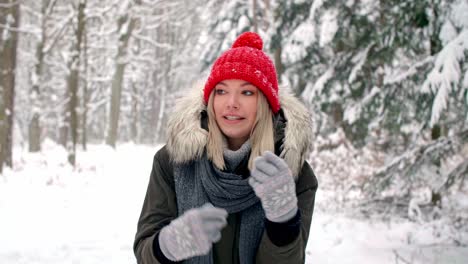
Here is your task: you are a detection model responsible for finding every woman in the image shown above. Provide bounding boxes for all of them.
[134,32,318,264]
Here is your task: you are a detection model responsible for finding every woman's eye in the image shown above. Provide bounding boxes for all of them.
[215,89,225,95]
[243,90,254,96]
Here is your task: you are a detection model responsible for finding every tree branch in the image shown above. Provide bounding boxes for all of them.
[393,250,412,264]
[43,12,74,54]
[132,33,173,49]
[0,1,20,8]
[0,24,38,36]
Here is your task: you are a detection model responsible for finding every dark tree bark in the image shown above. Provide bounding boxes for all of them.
[0,0,20,173]
[29,0,55,152]
[106,0,141,147]
[64,0,86,165]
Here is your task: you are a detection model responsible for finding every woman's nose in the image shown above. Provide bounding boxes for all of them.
[227,94,239,109]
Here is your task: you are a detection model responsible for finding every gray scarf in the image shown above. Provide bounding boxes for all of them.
[173,143,264,264]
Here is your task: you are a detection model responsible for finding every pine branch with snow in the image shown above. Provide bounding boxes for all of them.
[422,30,468,126]
[360,130,468,218]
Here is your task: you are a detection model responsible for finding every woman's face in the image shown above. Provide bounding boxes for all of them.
[213,79,258,150]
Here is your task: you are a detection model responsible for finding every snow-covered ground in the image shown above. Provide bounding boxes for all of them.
[0,142,467,264]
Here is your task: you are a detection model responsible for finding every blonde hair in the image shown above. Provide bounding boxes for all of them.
[207,90,275,171]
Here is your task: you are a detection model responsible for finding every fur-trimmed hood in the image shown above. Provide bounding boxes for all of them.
[166,86,312,180]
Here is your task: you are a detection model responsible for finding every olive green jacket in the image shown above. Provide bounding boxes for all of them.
[134,88,318,264]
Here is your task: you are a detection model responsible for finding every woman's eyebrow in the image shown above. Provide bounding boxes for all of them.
[240,82,254,87]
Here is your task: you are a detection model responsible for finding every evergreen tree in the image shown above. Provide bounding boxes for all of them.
[273,0,467,218]
[281,0,440,148]
[200,0,258,71]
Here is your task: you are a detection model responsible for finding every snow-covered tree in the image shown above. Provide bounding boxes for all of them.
[200,0,261,70]
[264,0,467,222]
[363,0,468,218]
[280,0,437,147]
[422,0,468,133]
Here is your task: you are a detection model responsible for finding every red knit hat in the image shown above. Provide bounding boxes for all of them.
[203,32,280,113]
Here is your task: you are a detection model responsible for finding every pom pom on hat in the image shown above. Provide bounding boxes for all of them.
[203,31,280,113]
[232,32,263,50]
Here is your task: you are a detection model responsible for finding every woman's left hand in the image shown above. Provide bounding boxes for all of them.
[249,151,298,223]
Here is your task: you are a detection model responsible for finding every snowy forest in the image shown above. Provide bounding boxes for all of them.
[1,0,467,263]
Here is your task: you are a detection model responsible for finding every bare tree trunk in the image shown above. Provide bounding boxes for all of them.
[58,116,68,147]
[64,0,86,166]
[29,0,54,153]
[149,88,159,144]
[428,0,444,140]
[154,6,171,143]
[260,0,271,31]
[251,0,258,33]
[81,16,89,151]
[131,81,139,143]
[274,47,283,83]
[429,0,442,56]
[130,37,140,143]
[106,0,140,148]
[154,86,166,143]
[0,0,19,173]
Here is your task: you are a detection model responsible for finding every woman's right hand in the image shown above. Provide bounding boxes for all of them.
[158,203,228,261]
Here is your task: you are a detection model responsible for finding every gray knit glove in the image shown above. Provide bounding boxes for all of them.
[249,151,298,223]
[158,203,228,261]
